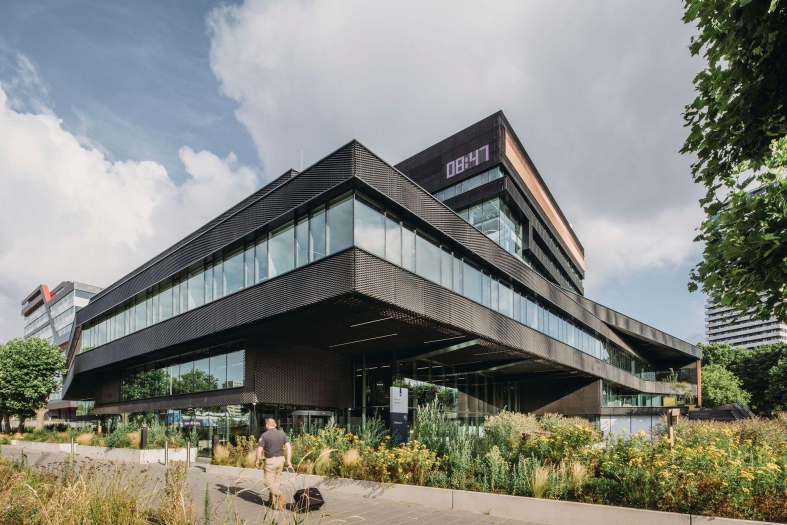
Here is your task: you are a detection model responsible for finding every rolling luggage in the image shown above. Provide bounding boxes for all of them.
[288,467,325,512]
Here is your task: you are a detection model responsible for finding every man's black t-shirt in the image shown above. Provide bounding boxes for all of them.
[258,429,289,458]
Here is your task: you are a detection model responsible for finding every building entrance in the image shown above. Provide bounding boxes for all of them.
[292,410,334,434]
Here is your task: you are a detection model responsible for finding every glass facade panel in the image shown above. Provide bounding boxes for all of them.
[452,256,463,293]
[295,217,309,268]
[269,222,294,277]
[385,214,401,265]
[354,196,385,257]
[213,259,224,299]
[193,350,214,392]
[121,343,244,401]
[499,283,513,318]
[223,248,244,295]
[463,261,483,304]
[159,283,173,322]
[309,207,326,262]
[255,238,268,283]
[441,249,452,289]
[401,227,415,271]
[226,350,244,387]
[210,352,227,389]
[415,232,441,283]
[327,194,353,255]
[187,266,205,310]
[244,243,256,286]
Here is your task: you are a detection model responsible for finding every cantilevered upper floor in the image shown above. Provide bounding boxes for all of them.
[61,125,700,413]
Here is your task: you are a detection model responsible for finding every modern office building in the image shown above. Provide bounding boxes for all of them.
[62,112,701,450]
[704,186,787,350]
[22,281,102,419]
[705,300,787,349]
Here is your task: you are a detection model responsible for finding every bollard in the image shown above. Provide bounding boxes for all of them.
[164,440,168,465]
[212,434,220,456]
[71,436,75,456]
[140,427,148,450]
[187,442,191,467]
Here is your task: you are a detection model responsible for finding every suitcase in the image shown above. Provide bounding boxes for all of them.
[288,467,325,512]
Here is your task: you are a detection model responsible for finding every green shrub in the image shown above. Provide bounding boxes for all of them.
[103,426,132,449]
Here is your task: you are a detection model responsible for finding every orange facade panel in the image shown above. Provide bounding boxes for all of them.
[503,131,584,270]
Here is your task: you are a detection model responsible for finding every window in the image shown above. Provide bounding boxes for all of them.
[223,248,244,295]
[269,221,294,277]
[158,283,173,322]
[244,243,256,286]
[211,352,227,389]
[227,350,244,387]
[309,207,326,262]
[402,226,415,271]
[204,263,214,303]
[187,265,205,310]
[213,259,224,299]
[441,249,452,289]
[255,238,268,283]
[354,196,385,258]
[135,295,147,331]
[193,350,213,392]
[463,261,483,304]
[327,194,353,254]
[415,232,441,284]
[295,217,309,268]
[499,283,513,318]
[385,214,401,265]
[121,344,244,401]
[452,256,463,293]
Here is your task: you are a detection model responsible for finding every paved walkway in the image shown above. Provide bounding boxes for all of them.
[1,447,542,525]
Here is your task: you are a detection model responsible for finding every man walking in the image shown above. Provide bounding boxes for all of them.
[255,418,292,509]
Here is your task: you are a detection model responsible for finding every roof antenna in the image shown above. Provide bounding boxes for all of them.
[300,150,303,171]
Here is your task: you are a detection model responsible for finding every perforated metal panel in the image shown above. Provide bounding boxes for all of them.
[77,146,356,326]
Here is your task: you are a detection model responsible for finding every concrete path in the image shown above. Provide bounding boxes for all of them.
[1,446,543,525]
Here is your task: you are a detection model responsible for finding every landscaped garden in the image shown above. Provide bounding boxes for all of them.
[0,423,191,449]
[210,404,787,523]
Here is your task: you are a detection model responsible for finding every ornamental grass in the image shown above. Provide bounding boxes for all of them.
[226,405,787,522]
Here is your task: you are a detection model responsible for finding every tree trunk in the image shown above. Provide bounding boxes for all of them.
[0,412,8,433]
[35,406,48,430]
[17,415,26,433]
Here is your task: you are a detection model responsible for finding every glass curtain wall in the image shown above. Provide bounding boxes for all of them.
[80,189,652,382]
[352,193,654,379]
[121,342,244,401]
[80,193,355,353]
[354,351,520,428]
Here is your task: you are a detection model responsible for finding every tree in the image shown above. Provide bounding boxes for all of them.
[701,364,752,407]
[683,0,787,322]
[735,343,787,413]
[765,358,787,411]
[0,338,66,431]
[698,342,750,372]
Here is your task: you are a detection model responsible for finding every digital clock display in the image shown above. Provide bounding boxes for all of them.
[446,144,490,178]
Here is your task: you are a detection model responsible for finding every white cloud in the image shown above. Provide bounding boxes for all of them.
[207,0,706,304]
[574,204,704,293]
[0,85,259,341]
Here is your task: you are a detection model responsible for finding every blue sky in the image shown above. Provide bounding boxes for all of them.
[0,0,707,345]
[0,0,256,182]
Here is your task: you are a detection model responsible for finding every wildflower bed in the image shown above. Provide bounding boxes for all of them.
[212,408,787,523]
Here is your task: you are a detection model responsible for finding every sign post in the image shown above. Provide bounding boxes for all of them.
[390,386,409,445]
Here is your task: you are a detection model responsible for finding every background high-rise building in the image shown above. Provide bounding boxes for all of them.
[704,186,787,350]
[21,281,102,419]
[705,300,787,349]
